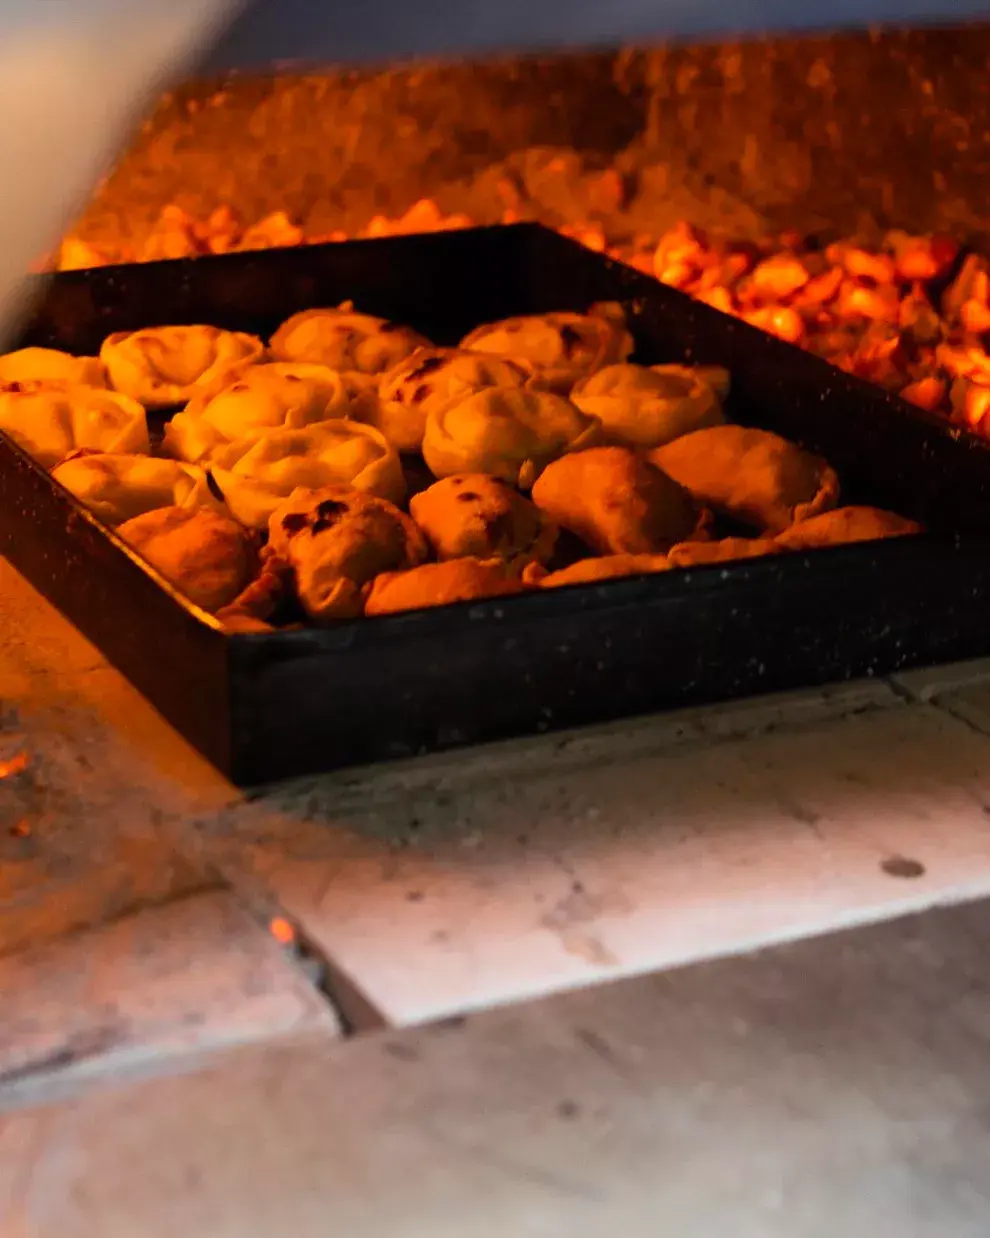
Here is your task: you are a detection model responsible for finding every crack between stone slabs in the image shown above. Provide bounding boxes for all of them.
[255,910,389,1037]
[925,693,990,741]
[886,683,990,755]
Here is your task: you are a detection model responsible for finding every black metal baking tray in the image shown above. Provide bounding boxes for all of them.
[5,222,990,785]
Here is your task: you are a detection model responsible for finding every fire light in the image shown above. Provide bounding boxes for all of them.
[0,751,29,779]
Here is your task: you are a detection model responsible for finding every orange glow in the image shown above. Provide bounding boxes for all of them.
[51,198,990,438]
[0,751,29,779]
[901,376,947,412]
[269,916,296,946]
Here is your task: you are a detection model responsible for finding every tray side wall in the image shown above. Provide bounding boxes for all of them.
[0,442,232,774]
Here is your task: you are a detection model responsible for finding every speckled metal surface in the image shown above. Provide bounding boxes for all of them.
[73,25,990,252]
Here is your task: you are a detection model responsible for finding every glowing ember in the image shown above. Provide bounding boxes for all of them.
[0,751,29,779]
[9,818,31,838]
[51,199,990,437]
[268,915,296,946]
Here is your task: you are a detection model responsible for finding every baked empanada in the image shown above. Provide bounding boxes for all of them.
[0,346,106,389]
[209,419,405,529]
[365,558,524,616]
[215,556,292,633]
[100,325,264,409]
[651,426,840,533]
[570,363,725,449]
[51,453,216,526]
[410,474,557,565]
[666,537,781,567]
[118,505,257,611]
[460,302,635,391]
[422,387,600,488]
[269,304,430,375]
[774,506,922,550]
[531,446,710,555]
[0,386,148,468]
[374,348,532,452]
[162,362,367,464]
[268,485,428,621]
[536,554,672,588]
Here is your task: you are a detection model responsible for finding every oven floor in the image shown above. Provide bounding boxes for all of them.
[6,898,990,1238]
[7,554,990,1230]
[5,556,990,1072]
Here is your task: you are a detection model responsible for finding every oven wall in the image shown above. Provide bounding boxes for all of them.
[73,24,990,253]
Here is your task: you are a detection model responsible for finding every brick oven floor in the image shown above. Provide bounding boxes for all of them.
[6,554,990,1232]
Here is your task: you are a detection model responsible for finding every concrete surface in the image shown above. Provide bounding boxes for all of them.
[5,897,990,1236]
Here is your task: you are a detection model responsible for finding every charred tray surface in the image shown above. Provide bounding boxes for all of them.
[3,223,990,784]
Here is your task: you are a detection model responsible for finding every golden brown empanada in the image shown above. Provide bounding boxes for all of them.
[51,453,217,526]
[117,505,257,612]
[209,419,405,529]
[537,554,672,588]
[774,506,922,550]
[460,302,634,391]
[410,474,557,565]
[100,325,265,409]
[667,537,781,567]
[365,558,524,616]
[531,446,710,555]
[663,364,732,401]
[0,385,148,468]
[268,485,428,621]
[0,346,106,389]
[162,362,367,464]
[269,304,430,375]
[374,348,532,452]
[215,556,292,632]
[570,363,725,449]
[422,386,600,488]
[651,426,840,533]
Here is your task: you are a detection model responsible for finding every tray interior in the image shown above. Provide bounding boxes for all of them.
[18,222,990,535]
[5,223,990,781]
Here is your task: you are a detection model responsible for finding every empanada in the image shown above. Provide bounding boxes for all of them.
[0,346,106,389]
[531,446,710,555]
[460,302,635,391]
[0,386,148,468]
[651,426,840,533]
[410,474,557,565]
[118,505,257,611]
[163,362,367,464]
[774,506,922,550]
[422,387,600,488]
[269,304,430,375]
[51,453,217,526]
[665,364,732,401]
[209,419,405,529]
[374,348,532,452]
[667,537,781,567]
[365,558,524,616]
[100,325,265,409]
[570,363,725,449]
[537,554,672,589]
[268,485,428,621]
[215,556,292,633]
